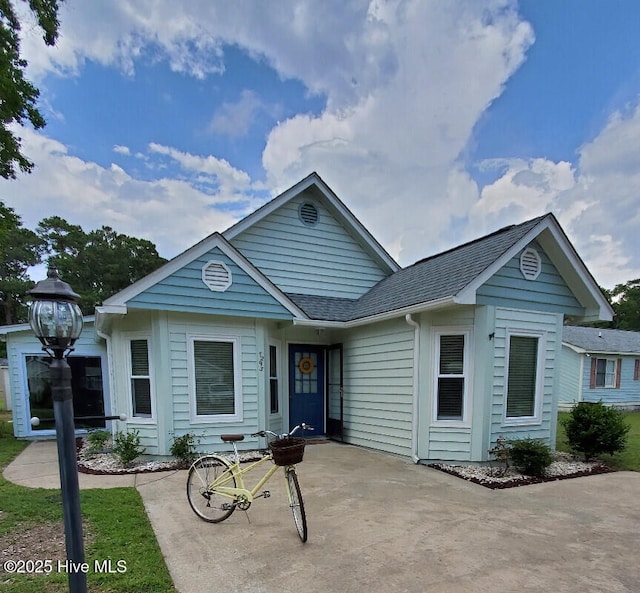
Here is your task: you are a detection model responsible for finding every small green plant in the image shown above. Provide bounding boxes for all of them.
[170,432,200,466]
[563,401,630,461]
[86,429,110,453]
[508,437,554,477]
[112,429,146,466]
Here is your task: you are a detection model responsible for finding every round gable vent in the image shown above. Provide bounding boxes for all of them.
[520,248,542,280]
[299,202,319,226]
[202,261,232,292]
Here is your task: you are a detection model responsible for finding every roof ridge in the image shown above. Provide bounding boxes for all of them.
[411,213,550,267]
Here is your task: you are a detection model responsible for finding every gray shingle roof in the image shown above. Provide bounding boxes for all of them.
[563,326,640,354]
[288,214,548,322]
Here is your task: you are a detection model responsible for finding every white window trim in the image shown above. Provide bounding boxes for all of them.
[125,333,155,423]
[188,334,243,424]
[432,328,473,427]
[503,329,546,426]
[268,339,282,418]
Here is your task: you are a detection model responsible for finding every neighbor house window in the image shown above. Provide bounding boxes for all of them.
[590,358,621,389]
[129,338,152,419]
[190,337,241,421]
[435,332,469,422]
[505,334,543,420]
[269,344,279,414]
[634,359,640,381]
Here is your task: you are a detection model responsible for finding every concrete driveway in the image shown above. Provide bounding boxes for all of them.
[6,441,640,592]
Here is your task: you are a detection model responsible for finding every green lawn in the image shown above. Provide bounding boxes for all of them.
[557,410,640,471]
[0,413,177,593]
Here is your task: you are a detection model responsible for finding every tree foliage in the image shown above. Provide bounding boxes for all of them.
[0,201,44,324]
[37,216,167,314]
[0,0,61,179]
[609,279,640,331]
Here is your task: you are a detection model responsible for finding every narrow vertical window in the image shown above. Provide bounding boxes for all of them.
[436,334,466,421]
[634,359,640,381]
[269,344,279,414]
[130,339,152,418]
[506,336,539,418]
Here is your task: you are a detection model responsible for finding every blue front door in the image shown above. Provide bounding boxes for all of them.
[289,345,325,434]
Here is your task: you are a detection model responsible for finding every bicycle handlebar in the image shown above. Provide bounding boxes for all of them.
[251,423,314,440]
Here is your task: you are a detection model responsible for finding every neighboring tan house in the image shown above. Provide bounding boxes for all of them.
[1,173,613,463]
[559,326,640,410]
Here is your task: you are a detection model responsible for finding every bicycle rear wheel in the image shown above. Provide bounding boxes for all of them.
[285,468,307,542]
[187,455,237,523]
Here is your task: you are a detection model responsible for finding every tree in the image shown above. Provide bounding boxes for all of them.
[610,279,640,331]
[37,217,167,314]
[0,200,44,324]
[0,0,60,178]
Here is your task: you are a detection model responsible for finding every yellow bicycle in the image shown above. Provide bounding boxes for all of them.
[186,423,313,542]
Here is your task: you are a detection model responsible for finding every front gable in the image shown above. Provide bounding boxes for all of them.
[126,246,295,320]
[225,173,398,299]
[476,240,584,316]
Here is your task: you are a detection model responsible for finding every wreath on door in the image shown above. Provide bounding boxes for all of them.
[298,356,315,375]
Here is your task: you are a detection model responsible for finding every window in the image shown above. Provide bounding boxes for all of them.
[26,355,105,431]
[190,337,241,421]
[505,335,542,420]
[435,332,468,422]
[129,339,152,419]
[635,359,640,381]
[590,358,621,388]
[269,344,279,414]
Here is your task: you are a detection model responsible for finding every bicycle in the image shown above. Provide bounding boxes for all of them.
[186,423,313,542]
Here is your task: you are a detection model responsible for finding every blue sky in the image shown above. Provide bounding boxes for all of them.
[3,0,640,289]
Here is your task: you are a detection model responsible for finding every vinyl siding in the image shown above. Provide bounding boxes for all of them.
[126,247,293,320]
[582,355,640,407]
[477,241,584,316]
[558,347,583,407]
[488,308,561,447]
[340,318,415,456]
[229,191,389,298]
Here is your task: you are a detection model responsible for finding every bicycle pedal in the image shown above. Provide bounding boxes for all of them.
[262,490,270,498]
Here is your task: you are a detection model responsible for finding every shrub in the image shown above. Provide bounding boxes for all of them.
[170,432,200,466]
[563,402,630,461]
[113,429,145,466]
[508,438,554,477]
[86,429,110,453]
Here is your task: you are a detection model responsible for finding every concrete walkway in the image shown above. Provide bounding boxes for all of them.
[5,440,640,593]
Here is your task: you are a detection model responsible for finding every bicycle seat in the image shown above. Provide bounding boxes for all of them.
[220,434,245,443]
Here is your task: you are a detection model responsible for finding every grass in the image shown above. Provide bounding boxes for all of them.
[0,411,177,593]
[557,410,640,471]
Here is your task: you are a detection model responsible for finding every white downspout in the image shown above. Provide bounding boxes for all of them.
[95,317,119,435]
[405,314,421,463]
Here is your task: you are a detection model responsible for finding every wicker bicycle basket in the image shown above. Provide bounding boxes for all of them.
[269,437,306,466]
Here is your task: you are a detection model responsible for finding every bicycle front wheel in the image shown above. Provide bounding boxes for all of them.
[285,468,307,542]
[187,455,237,523]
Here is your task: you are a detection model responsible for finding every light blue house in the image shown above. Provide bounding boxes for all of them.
[1,173,613,462]
[559,326,640,410]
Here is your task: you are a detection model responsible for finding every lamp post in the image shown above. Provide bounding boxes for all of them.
[28,268,86,593]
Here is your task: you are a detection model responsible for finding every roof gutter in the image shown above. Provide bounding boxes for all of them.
[292,296,456,329]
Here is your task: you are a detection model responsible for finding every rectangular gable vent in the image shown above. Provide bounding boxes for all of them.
[202,261,232,292]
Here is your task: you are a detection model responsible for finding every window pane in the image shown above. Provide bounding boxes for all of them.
[130,340,149,375]
[595,359,606,387]
[440,335,464,375]
[437,378,464,420]
[506,336,538,417]
[270,379,278,414]
[132,378,152,417]
[269,345,277,378]
[194,341,235,416]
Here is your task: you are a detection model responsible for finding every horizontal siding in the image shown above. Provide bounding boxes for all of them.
[477,241,585,316]
[489,308,560,445]
[127,247,293,320]
[230,191,388,298]
[582,355,640,406]
[428,427,472,461]
[558,347,583,405]
[341,319,414,457]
